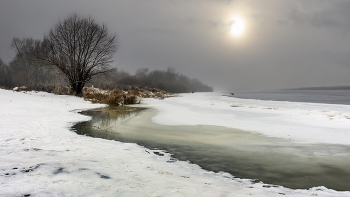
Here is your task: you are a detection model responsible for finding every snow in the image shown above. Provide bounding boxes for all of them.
[1,89,350,196]
[143,92,350,145]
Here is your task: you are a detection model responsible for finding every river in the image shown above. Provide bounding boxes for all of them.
[72,106,350,191]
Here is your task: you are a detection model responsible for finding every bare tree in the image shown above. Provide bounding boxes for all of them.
[0,58,7,87]
[34,13,118,95]
[11,38,48,86]
[135,68,149,79]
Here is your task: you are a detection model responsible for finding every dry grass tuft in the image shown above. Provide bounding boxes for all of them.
[82,86,170,106]
[0,85,8,90]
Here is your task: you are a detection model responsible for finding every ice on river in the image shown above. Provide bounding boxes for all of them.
[144,92,350,145]
[0,89,349,196]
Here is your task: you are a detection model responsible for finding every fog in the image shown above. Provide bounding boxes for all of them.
[1,0,350,91]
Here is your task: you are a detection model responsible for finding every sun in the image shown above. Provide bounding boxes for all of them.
[230,17,245,37]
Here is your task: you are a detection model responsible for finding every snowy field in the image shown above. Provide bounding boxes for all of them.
[1,89,349,196]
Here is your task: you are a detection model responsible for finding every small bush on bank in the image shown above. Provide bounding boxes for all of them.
[82,86,172,106]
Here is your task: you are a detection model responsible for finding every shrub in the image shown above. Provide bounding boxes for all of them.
[82,86,172,106]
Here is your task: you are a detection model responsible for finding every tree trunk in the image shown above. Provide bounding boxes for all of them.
[70,81,84,96]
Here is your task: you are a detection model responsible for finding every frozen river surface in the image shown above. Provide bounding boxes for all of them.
[73,106,350,191]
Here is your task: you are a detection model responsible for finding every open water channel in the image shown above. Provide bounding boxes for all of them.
[72,106,350,191]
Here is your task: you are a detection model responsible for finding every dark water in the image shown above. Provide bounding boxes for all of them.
[229,89,350,105]
[72,106,350,191]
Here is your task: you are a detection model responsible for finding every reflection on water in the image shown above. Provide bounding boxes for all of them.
[73,106,144,140]
[72,106,350,191]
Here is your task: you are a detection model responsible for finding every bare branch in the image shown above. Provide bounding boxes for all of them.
[31,13,118,95]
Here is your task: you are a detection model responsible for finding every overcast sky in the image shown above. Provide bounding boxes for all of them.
[1,0,350,91]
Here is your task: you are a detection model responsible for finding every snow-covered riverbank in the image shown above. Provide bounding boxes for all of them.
[1,89,349,196]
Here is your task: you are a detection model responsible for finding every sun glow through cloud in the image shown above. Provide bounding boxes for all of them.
[230,17,245,37]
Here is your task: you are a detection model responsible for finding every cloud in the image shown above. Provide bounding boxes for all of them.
[286,0,350,32]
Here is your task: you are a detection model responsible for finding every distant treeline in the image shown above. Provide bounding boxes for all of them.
[0,54,64,90]
[0,55,213,93]
[93,67,213,93]
[287,86,350,90]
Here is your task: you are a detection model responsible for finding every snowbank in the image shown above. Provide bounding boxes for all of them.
[1,89,349,196]
[143,92,350,145]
